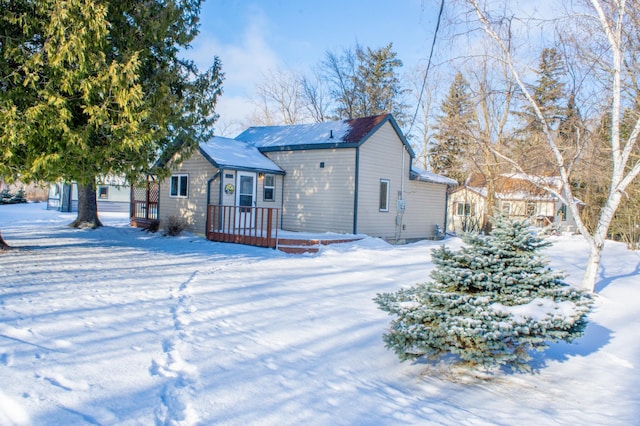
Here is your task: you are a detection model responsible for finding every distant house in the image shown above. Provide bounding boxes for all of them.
[47,176,130,213]
[448,173,583,234]
[142,114,457,248]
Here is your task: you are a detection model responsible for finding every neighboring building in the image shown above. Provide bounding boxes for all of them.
[149,114,457,246]
[47,176,130,213]
[448,173,583,234]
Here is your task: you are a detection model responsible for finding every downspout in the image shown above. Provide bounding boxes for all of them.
[353,147,360,234]
[395,147,406,242]
[205,170,221,237]
[218,169,225,205]
[401,147,406,198]
[207,170,221,205]
[443,188,449,238]
[280,173,285,230]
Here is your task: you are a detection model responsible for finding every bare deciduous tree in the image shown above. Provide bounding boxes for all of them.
[250,69,307,125]
[467,0,640,292]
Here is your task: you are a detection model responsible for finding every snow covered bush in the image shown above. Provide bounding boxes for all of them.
[374,215,593,372]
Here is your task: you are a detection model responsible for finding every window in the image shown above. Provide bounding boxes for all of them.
[170,174,188,198]
[558,204,567,221]
[379,179,390,212]
[263,174,275,201]
[526,202,536,216]
[98,186,109,199]
[502,202,511,215]
[456,202,472,216]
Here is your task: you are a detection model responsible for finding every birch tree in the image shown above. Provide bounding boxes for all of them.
[466,0,640,292]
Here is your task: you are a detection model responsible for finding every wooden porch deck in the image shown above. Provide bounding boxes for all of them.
[206,205,362,253]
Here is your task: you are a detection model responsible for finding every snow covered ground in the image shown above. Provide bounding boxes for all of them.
[0,203,639,425]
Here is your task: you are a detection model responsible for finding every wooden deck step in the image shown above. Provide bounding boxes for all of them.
[276,236,363,254]
[277,245,320,254]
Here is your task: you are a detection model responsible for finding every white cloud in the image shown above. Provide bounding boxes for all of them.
[184,8,282,131]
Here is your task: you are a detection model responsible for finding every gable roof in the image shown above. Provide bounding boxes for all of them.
[199,136,284,174]
[235,114,415,156]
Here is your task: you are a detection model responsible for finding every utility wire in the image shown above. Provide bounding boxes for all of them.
[407,0,445,137]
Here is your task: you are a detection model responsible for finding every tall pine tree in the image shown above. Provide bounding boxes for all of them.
[375,215,592,372]
[0,0,223,234]
[429,71,476,185]
[512,47,570,174]
[322,43,408,124]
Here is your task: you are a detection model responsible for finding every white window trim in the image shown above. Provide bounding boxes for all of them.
[379,179,390,212]
[263,174,275,202]
[98,186,109,199]
[170,174,189,198]
[456,202,472,216]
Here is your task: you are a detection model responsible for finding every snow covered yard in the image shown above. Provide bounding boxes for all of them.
[0,203,639,425]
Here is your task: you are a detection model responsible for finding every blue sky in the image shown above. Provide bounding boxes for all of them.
[185,0,441,135]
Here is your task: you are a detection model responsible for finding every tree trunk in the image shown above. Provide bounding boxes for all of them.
[70,181,102,229]
[0,228,9,250]
[582,242,603,292]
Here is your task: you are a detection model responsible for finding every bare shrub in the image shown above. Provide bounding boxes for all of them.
[163,216,187,236]
[145,220,160,233]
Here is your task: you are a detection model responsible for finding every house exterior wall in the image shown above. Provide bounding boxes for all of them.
[553,200,580,232]
[402,180,448,240]
[48,182,128,213]
[356,121,449,240]
[356,121,406,239]
[448,186,581,233]
[447,188,486,233]
[96,184,130,212]
[256,173,283,208]
[264,148,356,233]
[159,149,218,235]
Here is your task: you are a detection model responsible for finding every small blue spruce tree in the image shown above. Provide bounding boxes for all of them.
[374,215,592,372]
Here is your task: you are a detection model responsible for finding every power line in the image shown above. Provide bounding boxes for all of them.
[407,0,445,137]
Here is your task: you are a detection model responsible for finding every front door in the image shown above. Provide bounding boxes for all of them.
[235,171,256,228]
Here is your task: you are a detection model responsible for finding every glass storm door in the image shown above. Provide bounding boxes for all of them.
[235,171,256,228]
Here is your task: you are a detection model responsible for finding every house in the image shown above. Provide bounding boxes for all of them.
[447,173,583,234]
[146,114,457,247]
[47,176,130,213]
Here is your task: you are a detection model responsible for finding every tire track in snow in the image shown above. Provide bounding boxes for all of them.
[150,270,200,425]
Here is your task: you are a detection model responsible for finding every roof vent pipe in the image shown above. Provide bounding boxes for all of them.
[329,130,333,139]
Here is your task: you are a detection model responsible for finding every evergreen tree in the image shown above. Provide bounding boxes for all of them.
[374,215,592,372]
[0,0,223,232]
[354,43,408,124]
[322,43,408,125]
[512,47,569,173]
[522,48,566,132]
[429,72,476,185]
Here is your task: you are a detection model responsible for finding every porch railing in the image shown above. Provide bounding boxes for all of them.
[206,205,279,248]
[130,181,159,228]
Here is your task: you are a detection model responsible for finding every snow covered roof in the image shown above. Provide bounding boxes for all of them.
[199,136,284,174]
[410,167,458,186]
[461,186,585,204]
[236,114,415,156]
[462,186,555,201]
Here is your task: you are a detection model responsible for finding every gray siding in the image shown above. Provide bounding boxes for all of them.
[265,149,356,233]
